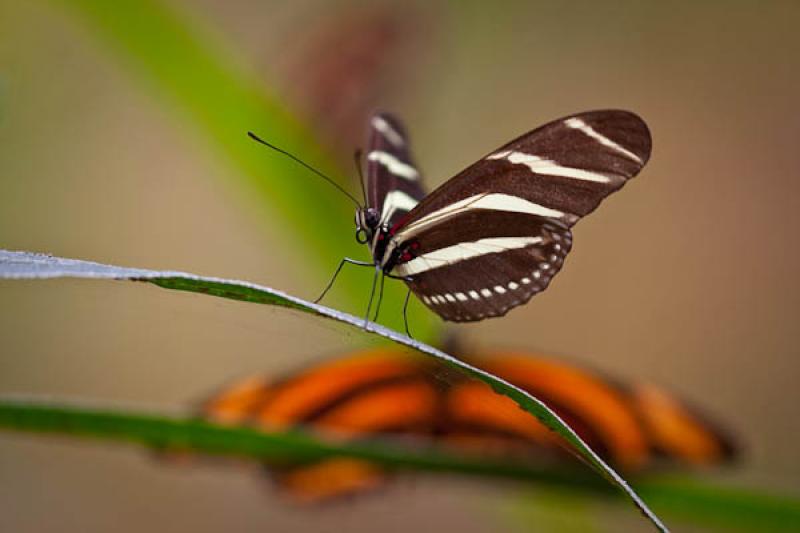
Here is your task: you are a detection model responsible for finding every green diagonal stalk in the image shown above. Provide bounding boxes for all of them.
[1,249,666,531]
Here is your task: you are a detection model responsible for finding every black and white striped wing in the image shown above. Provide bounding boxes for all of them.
[389,110,651,322]
[366,113,427,227]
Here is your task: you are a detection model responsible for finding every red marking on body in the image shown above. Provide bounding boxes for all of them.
[389,215,411,235]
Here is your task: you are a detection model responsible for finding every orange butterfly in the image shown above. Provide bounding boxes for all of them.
[202,348,735,502]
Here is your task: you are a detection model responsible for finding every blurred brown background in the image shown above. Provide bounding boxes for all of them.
[1,1,798,531]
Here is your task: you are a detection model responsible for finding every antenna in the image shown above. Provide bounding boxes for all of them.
[353,148,368,206]
[247,132,362,208]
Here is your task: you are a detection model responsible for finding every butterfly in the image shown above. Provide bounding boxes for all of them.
[202,348,735,503]
[334,110,651,325]
[250,110,651,327]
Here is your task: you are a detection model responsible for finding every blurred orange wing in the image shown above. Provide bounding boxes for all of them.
[629,382,736,465]
[201,349,438,501]
[448,353,650,470]
[200,347,737,502]
[449,352,737,471]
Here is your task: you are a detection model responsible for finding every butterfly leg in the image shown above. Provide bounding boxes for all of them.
[402,286,413,338]
[314,257,374,304]
[381,273,415,338]
[363,264,381,329]
[371,271,386,322]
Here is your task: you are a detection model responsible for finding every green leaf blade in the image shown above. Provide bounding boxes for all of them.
[1,249,666,530]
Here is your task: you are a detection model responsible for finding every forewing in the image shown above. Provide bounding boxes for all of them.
[393,110,651,232]
[389,110,651,322]
[366,113,427,227]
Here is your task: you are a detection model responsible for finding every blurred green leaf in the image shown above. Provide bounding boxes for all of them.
[0,248,664,530]
[49,0,434,338]
[0,397,601,485]
[506,480,800,533]
[2,398,798,531]
[636,476,800,532]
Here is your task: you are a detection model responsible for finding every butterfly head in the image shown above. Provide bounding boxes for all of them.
[355,208,381,244]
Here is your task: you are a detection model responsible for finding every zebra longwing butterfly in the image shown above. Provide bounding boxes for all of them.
[354,110,652,322]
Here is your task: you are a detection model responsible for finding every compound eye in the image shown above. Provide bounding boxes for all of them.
[365,209,380,227]
[355,228,369,244]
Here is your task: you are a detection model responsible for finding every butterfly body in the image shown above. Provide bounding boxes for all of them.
[355,110,651,322]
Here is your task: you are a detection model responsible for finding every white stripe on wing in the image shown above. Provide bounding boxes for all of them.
[392,192,573,244]
[371,116,405,147]
[391,236,542,276]
[564,117,644,164]
[487,150,614,183]
[379,189,419,225]
[368,150,419,181]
